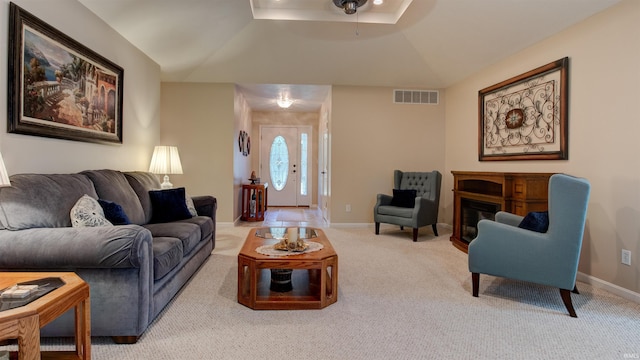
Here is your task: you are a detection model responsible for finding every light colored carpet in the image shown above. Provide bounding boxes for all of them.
[22,226,640,359]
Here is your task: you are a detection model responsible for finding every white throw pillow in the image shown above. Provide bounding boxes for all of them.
[70,194,113,227]
[185,192,198,217]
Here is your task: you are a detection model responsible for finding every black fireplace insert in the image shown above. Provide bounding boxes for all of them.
[460,198,501,243]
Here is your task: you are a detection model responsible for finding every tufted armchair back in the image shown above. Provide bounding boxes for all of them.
[394,170,441,203]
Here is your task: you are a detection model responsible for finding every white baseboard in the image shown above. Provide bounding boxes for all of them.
[577,272,640,304]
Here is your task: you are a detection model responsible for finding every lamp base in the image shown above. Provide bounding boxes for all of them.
[160,175,173,189]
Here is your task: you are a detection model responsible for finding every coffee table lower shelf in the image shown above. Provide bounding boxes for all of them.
[238,256,337,310]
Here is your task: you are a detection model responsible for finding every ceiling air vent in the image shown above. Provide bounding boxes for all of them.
[393,89,439,105]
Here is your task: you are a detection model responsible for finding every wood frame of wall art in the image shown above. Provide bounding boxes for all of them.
[478,57,568,161]
[7,2,124,145]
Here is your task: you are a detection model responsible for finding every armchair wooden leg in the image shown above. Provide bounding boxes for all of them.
[432,223,438,236]
[375,222,380,235]
[572,285,579,294]
[472,273,479,297]
[412,228,418,242]
[560,288,578,318]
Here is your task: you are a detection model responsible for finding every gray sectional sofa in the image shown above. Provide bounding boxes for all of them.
[0,169,216,343]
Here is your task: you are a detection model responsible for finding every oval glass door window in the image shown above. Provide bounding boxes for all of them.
[269,135,289,191]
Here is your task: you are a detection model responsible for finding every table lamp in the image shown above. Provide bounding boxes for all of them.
[149,146,183,189]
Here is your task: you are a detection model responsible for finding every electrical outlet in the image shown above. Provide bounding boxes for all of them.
[621,249,631,266]
[345,204,351,212]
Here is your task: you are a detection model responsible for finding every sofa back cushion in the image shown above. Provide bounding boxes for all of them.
[124,171,162,224]
[0,174,98,230]
[81,170,146,225]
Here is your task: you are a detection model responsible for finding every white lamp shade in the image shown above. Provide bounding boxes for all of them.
[149,146,183,175]
[0,152,10,187]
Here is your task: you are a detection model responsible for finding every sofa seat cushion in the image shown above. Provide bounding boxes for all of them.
[152,237,183,280]
[81,170,146,225]
[377,205,414,218]
[143,222,201,255]
[176,216,213,242]
[0,174,98,230]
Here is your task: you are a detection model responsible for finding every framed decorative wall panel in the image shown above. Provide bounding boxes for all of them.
[478,57,568,161]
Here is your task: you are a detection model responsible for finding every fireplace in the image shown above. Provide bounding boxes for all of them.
[451,171,553,252]
[460,198,501,243]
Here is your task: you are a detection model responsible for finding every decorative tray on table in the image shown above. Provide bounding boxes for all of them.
[0,277,65,312]
[254,227,323,256]
[273,238,309,252]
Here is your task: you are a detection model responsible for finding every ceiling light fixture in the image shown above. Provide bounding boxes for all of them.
[276,94,294,109]
[333,0,367,15]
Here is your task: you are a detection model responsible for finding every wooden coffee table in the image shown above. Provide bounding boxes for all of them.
[0,272,90,360]
[237,227,338,310]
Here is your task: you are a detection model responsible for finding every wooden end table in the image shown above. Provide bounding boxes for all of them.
[237,227,338,310]
[0,272,90,360]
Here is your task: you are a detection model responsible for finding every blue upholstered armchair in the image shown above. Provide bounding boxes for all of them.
[468,174,591,317]
[374,170,442,242]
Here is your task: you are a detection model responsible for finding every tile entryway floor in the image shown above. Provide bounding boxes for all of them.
[237,207,327,228]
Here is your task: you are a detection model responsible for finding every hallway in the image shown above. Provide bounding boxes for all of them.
[237,207,327,228]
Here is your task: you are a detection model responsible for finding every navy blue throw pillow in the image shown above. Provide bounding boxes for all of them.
[518,211,549,233]
[149,187,192,223]
[98,199,131,225]
[391,189,417,208]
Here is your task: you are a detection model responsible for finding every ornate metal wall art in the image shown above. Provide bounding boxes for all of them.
[478,57,568,161]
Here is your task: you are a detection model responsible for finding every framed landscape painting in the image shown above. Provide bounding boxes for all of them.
[478,57,568,161]
[7,2,124,144]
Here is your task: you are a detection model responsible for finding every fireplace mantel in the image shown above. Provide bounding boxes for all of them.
[451,171,554,253]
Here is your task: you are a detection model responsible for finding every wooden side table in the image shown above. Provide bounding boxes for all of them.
[0,272,90,360]
[241,184,267,221]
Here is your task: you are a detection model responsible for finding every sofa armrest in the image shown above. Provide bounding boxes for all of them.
[192,195,217,221]
[0,225,153,269]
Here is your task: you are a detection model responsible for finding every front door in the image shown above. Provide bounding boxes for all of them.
[261,126,311,206]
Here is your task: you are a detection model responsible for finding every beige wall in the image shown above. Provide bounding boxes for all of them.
[160,83,236,222]
[330,85,446,223]
[234,88,252,221]
[444,0,640,293]
[0,0,161,174]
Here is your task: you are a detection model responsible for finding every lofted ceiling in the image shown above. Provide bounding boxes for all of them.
[78,0,621,111]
